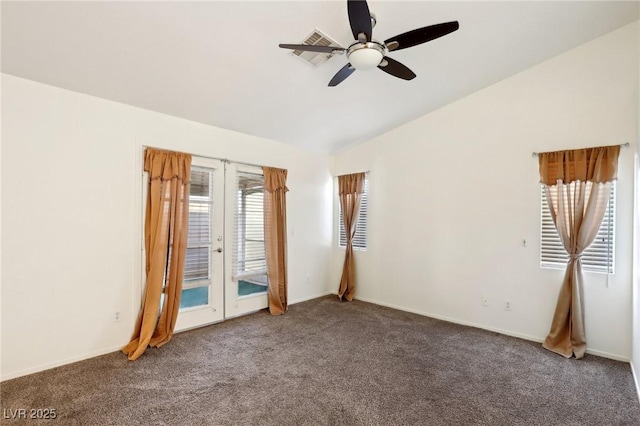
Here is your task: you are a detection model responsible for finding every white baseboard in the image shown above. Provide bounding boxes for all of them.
[1,344,126,382]
[584,348,630,362]
[289,290,334,305]
[354,295,630,362]
[631,361,640,404]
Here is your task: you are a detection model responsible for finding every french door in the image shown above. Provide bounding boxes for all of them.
[224,163,269,319]
[172,157,268,333]
[174,157,225,331]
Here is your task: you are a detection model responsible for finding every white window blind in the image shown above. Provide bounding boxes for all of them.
[232,172,267,281]
[540,182,615,274]
[338,178,368,250]
[184,167,213,283]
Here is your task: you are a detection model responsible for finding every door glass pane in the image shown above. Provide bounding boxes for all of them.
[180,286,209,309]
[181,167,213,311]
[233,172,267,297]
[238,275,267,296]
[184,246,210,281]
[184,169,213,284]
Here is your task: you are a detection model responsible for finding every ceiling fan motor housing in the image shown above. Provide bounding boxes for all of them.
[347,41,386,70]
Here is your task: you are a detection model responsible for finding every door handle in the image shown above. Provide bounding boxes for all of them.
[215,247,223,253]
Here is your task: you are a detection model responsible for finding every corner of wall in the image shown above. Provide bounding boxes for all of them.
[631,360,640,404]
[632,48,640,402]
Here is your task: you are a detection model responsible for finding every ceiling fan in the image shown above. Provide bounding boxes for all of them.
[279,0,459,86]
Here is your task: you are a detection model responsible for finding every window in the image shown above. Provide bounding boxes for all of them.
[540,182,615,273]
[338,178,368,250]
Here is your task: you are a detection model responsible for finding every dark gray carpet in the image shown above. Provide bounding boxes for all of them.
[2,296,639,425]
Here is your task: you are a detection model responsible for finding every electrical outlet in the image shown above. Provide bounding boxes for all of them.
[504,301,512,311]
[113,311,121,322]
[305,275,310,284]
[481,297,489,307]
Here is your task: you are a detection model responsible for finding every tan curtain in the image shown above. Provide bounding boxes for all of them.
[263,167,289,316]
[123,148,191,361]
[337,172,366,301]
[539,145,620,358]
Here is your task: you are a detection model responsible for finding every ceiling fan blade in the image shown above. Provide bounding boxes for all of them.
[348,0,372,42]
[329,63,356,86]
[385,21,459,52]
[279,44,345,54]
[377,57,416,80]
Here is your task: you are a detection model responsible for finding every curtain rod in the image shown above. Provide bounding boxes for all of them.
[337,171,370,177]
[531,142,630,157]
[143,145,268,169]
[220,158,266,169]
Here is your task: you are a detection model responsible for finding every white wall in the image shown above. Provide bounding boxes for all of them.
[332,22,639,361]
[1,74,334,380]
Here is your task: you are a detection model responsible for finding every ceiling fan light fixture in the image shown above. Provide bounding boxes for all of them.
[347,42,385,70]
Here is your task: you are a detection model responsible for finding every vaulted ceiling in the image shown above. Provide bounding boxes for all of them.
[2,1,638,154]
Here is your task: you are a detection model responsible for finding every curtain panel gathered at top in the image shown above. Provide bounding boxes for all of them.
[123,148,192,361]
[337,172,366,301]
[538,144,620,359]
[263,167,289,316]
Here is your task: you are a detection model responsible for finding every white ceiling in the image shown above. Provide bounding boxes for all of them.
[2,1,638,154]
